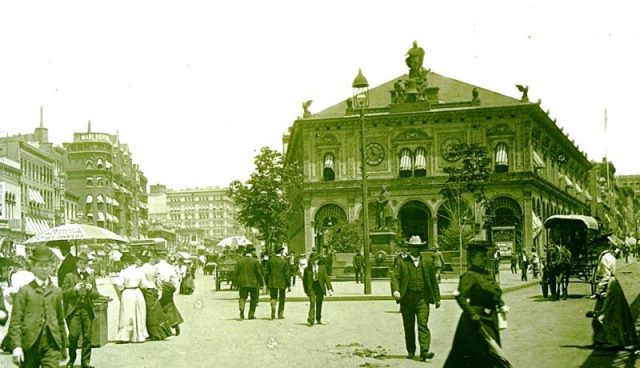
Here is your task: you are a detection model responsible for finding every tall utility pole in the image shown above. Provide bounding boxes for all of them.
[353,68,371,294]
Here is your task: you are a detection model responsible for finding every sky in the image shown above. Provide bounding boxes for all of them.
[0,1,638,189]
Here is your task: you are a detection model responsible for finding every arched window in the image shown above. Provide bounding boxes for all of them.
[96,158,104,169]
[414,147,426,177]
[323,153,335,181]
[495,143,509,173]
[399,148,412,177]
[85,160,93,169]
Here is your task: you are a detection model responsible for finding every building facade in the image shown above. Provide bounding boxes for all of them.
[148,184,246,247]
[63,123,149,239]
[283,43,593,258]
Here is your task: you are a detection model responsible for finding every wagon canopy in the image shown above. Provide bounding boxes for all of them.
[543,215,599,230]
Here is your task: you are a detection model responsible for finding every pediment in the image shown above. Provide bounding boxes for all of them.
[392,128,432,143]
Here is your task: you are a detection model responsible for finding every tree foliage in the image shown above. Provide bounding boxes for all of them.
[326,220,364,253]
[438,143,494,249]
[228,147,302,254]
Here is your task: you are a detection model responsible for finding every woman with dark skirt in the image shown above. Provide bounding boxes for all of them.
[443,241,513,368]
[179,262,196,295]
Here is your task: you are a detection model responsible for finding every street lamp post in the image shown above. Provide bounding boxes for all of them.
[352,68,372,295]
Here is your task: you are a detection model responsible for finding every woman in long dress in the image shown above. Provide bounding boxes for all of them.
[443,241,512,368]
[112,254,148,343]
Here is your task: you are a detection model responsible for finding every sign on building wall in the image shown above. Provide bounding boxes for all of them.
[0,182,5,220]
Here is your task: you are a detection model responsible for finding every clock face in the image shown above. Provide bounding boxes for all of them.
[365,142,385,166]
[440,138,463,162]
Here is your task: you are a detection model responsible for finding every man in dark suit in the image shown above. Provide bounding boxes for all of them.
[8,244,68,368]
[233,245,264,320]
[56,240,76,288]
[352,251,364,284]
[266,245,291,319]
[62,251,99,368]
[303,252,333,326]
[391,235,441,362]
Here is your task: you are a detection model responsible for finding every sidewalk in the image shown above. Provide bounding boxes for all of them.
[217,262,541,302]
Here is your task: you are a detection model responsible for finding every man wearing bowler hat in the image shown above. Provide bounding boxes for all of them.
[233,245,264,320]
[303,252,333,326]
[391,235,440,361]
[266,245,291,319]
[62,251,99,368]
[8,244,68,367]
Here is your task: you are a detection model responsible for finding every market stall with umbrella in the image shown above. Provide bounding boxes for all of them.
[24,224,128,245]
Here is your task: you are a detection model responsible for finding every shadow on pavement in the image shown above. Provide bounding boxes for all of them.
[575,289,640,368]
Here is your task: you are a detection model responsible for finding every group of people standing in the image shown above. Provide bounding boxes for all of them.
[232,244,333,326]
[111,251,184,343]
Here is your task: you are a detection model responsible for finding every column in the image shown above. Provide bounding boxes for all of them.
[303,205,316,257]
[431,216,438,249]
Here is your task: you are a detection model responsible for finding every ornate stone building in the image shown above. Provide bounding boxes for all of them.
[283,43,593,257]
[64,123,149,239]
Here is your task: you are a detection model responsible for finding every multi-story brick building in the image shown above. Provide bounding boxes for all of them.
[63,122,149,239]
[283,43,593,257]
[148,184,246,247]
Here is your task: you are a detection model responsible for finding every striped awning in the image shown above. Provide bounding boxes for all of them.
[399,148,412,171]
[532,151,545,169]
[112,198,120,207]
[562,175,574,188]
[574,184,583,194]
[495,143,508,167]
[414,147,426,171]
[24,217,37,235]
[585,192,592,201]
[97,212,105,222]
[112,215,120,224]
[28,188,45,205]
[323,153,334,170]
[86,194,93,204]
[105,196,112,205]
[112,181,120,190]
[533,212,543,239]
[96,194,104,204]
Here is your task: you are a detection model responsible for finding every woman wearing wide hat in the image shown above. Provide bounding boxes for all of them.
[443,241,512,368]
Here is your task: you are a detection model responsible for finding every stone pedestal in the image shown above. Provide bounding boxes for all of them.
[369,231,396,279]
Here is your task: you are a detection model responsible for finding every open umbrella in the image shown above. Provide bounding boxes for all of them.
[24,224,128,245]
[216,236,252,248]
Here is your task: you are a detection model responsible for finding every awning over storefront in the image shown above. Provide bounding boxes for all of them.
[585,192,592,201]
[112,215,119,224]
[25,217,37,235]
[533,212,543,239]
[112,181,120,190]
[28,188,45,205]
[112,198,119,207]
[399,148,412,171]
[414,147,426,171]
[495,143,508,167]
[532,151,546,169]
[323,153,334,170]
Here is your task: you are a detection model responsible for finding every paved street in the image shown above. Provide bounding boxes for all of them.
[1,260,639,368]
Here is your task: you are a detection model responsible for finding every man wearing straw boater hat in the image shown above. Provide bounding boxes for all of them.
[7,244,68,367]
[391,235,440,362]
[61,251,99,368]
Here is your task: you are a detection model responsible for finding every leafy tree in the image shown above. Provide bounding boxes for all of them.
[438,143,493,268]
[326,220,364,253]
[228,147,302,254]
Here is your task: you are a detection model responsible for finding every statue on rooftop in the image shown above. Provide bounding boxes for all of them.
[516,85,529,102]
[302,100,313,118]
[406,41,426,79]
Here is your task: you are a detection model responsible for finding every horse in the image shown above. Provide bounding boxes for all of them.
[546,244,572,300]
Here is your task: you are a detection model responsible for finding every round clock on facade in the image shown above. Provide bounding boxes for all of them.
[440,138,463,162]
[365,142,385,166]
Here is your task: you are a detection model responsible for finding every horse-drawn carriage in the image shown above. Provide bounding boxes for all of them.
[215,253,239,291]
[540,215,602,300]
